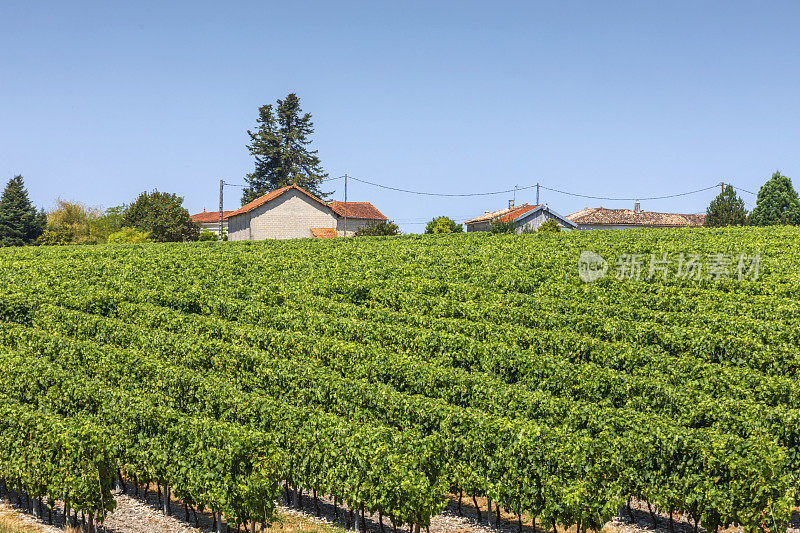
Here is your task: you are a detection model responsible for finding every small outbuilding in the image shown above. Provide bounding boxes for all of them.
[465,201,576,233]
[189,210,234,236]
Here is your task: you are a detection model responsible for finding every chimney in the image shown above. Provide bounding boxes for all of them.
[634,201,641,213]
[509,199,515,210]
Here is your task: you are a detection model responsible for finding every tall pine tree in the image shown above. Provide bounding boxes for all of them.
[704,184,747,227]
[0,175,46,246]
[241,93,329,204]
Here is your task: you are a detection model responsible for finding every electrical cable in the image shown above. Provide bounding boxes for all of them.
[347,176,537,197]
[730,185,757,195]
[536,184,720,201]
[348,176,722,202]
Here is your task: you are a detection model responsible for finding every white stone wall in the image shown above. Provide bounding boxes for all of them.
[466,220,490,232]
[198,221,228,235]
[335,217,381,236]
[227,213,250,241]
[227,190,338,241]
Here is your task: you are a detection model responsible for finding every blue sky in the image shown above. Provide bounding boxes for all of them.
[2,1,798,232]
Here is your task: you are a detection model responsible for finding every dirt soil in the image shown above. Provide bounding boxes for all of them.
[2,484,798,533]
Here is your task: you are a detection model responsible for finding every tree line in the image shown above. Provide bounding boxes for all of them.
[0,176,202,246]
[705,171,800,227]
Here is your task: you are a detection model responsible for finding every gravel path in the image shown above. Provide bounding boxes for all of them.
[2,484,798,533]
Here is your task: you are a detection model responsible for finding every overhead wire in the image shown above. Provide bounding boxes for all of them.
[347,176,723,202]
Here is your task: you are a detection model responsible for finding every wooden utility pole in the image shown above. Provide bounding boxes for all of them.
[344,173,348,237]
[536,183,540,205]
[219,179,224,237]
[721,181,725,195]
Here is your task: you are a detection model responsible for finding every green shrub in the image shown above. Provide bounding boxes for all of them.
[487,220,515,234]
[37,226,76,245]
[538,219,562,232]
[107,227,150,244]
[354,221,400,237]
[198,229,218,241]
[425,216,463,234]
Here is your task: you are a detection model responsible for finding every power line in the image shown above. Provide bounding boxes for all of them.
[537,184,720,201]
[348,176,537,197]
[730,185,757,195]
[348,175,722,201]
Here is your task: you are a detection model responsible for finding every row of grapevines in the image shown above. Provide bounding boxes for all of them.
[0,327,448,527]
[15,301,794,533]
[0,395,116,524]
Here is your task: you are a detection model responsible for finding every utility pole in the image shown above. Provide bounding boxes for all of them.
[536,183,540,205]
[219,179,224,237]
[721,181,725,195]
[344,173,348,237]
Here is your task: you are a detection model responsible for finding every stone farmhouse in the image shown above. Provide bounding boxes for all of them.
[567,202,705,230]
[216,184,386,240]
[465,201,576,232]
[189,210,234,236]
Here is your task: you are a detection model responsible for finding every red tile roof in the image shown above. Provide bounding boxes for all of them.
[567,207,705,227]
[328,201,387,220]
[228,183,387,221]
[190,210,235,223]
[310,228,337,238]
[465,203,541,224]
[229,184,329,217]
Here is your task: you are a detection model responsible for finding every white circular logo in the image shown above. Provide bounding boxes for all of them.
[578,251,608,283]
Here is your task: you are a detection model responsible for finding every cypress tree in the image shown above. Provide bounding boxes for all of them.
[749,171,800,226]
[704,184,747,227]
[0,175,46,246]
[241,93,329,204]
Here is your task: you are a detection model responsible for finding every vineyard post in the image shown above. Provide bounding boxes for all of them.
[487,499,494,528]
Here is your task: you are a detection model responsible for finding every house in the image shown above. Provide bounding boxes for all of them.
[190,210,234,236]
[465,200,576,232]
[567,202,705,230]
[226,184,387,240]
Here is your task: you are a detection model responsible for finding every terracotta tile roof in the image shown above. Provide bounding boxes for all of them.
[465,203,540,224]
[328,201,387,220]
[190,210,235,223]
[567,207,706,227]
[310,228,337,238]
[229,184,329,217]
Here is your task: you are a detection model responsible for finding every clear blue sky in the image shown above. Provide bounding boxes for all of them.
[2,1,798,232]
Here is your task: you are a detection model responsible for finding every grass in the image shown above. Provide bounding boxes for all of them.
[270,511,348,533]
[0,512,42,533]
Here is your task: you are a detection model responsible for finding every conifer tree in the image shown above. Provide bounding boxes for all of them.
[749,171,800,226]
[242,93,329,204]
[0,175,46,246]
[704,184,747,227]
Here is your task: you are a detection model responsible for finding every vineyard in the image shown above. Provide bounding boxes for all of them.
[0,226,798,533]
